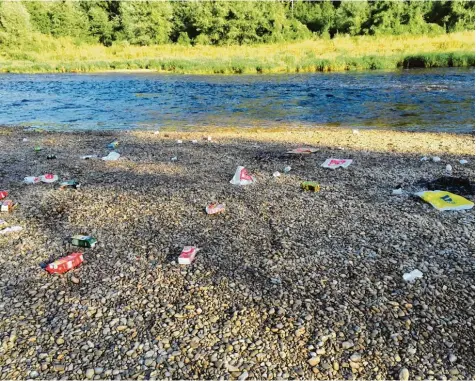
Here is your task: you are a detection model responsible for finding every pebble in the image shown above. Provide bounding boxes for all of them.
[449,354,457,363]
[29,371,39,378]
[342,341,354,349]
[86,369,95,379]
[308,357,320,367]
[399,368,410,381]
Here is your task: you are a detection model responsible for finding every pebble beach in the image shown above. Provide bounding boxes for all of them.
[0,126,474,380]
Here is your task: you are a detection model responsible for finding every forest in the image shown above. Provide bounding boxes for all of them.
[0,0,474,47]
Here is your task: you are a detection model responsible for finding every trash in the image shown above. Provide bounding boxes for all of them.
[107,140,119,149]
[0,191,8,200]
[273,171,281,177]
[419,176,475,195]
[177,140,183,144]
[432,156,441,162]
[446,164,452,175]
[40,174,58,183]
[80,155,98,160]
[34,146,43,152]
[230,166,255,185]
[284,166,292,173]
[178,246,199,265]
[301,181,320,192]
[47,155,57,160]
[68,235,97,248]
[287,147,319,154]
[321,158,353,169]
[420,157,429,161]
[154,131,160,135]
[392,188,403,195]
[60,180,81,190]
[206,203,225,215]
[102,152,120,161]
[459,159,468,164]
[207,136,212,141]
[192,140,198,144]
[403,269,423,282]
[1,200,15,212]
[0,226,22,235]
[171,156,177,162]
[24,176,40,184]
[22,138,28,142]
[415,190,474,211]
[352,129,360,134]
[45,252,84,274]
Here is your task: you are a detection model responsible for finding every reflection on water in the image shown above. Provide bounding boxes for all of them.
[0,68,474,133]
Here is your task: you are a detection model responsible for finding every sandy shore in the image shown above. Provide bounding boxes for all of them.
[0,127,474,380]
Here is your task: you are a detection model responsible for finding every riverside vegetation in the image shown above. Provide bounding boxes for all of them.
[0,1,474,74]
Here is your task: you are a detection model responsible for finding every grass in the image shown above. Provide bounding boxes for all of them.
[0,31,474,74]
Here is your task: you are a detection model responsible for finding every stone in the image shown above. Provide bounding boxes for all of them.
[308,357,320,367]
[399,368,410,381]
[342,341,354,350]
[86,369,95,379]
[56,338,64,345]
[350,353,361,362]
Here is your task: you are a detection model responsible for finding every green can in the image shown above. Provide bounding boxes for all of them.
[301,181,320,192]
[69,235,97,248]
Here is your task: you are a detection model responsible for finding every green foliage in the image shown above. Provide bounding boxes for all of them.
[0,1,31,36]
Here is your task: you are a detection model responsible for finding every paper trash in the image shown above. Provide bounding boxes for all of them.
[403,269,423,282]
[81,155,98,160]
[321,158,353,169]
[230,166,255,185]
[287,147,319,154]
[415,190,474,211]
[178,246,199,265]
[102,152,120,161]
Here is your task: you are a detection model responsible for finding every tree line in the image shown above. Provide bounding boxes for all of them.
[0,0,474,47]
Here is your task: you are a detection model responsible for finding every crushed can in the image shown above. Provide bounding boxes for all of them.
[45,252,84,274]
[68,235,97,248]
[47,154,57,160]
[178,246,199,265]
[0,190,8,200]
[107,140,119,149]
[60,180,81,190]
[206,203,225,215]
[301,181,320,192]
[1,200,14,212]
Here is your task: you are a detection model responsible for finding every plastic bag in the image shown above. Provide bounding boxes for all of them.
[403,269,423,282]
[102,152,120,161]
[415,190,474,211]
[321,159,353,169]
[24,176,40,184]
[230,166,255,185]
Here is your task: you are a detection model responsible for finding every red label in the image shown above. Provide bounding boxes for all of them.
[239,169,252,181]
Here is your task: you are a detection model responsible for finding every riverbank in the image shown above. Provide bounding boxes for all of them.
[0,127,474,380]
[1,32,474,74]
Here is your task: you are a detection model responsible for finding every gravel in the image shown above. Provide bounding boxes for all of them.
[0,127,474,380]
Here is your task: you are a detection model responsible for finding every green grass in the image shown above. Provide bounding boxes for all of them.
[0,31,474,74]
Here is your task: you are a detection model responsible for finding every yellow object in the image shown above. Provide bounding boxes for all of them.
[416,191,474,211]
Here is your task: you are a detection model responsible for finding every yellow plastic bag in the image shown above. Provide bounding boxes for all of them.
[415,191,474,211]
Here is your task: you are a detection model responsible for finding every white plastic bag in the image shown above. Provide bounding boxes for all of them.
[24,176,40,184]
[321,158,353,169]
[230,166,255,185]
[102,152,120,161]
[403,269,423,282]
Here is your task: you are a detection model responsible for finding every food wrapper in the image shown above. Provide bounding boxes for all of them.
[40,174,58,183]
[45,252,84,274]
[206,203,225,215]
[230,166,255,185]
[178,246,199,265]
[415,190,474,211]
[321,158,353,169]
[0,191,8,200]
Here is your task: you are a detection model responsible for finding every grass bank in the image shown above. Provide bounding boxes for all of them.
[0,31,474,74]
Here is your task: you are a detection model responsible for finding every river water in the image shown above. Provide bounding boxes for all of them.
[0,68,473,133]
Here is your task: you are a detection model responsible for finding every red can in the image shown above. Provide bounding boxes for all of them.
[45,252,84,274]
[0,191,8,200]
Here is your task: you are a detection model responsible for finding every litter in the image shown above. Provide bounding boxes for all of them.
[419,176,475,195]
[287,147,319,154]
[403,269,423,282]
[420,157,429,161]
[40,174,58,183]
[284,166,292,173]
[0,191,8,200]
[192,140,198,144]
[230,166,255,185]
[415,190,474,211]
[154,131,160,135]
[446,164,452,175]
[80,155,98,160]
[47,155,57,160]
[0,226,22,235]
[352,129,360,134]
[301,181,320,192]
[102,152,120,161]
[178,246,199,265]
[68,235,97,248]
[321,158,353,169]
[34,146,43,152]
[459,159,468,164]
[107,140,119,149]
[22,138,28,142]
[60,180,81,190]
[273,171,281,177]
[207,136,212,141]
[177,140,183,144]
[206,203,225,215]
[45,252,84,274]
[171,156,177,162]
[1,200,15,212]
[392,188,403,195]
[24,176,40,184]
[432,156,441,162]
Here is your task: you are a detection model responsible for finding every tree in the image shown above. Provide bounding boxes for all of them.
[48,1,90,38]
[334,1,370,36]
[0,1,31,36]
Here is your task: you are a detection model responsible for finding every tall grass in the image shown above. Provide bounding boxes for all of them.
[0,31,473,74]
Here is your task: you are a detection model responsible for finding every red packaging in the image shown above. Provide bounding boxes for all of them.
[178,246,199,265]
[45,252,84,274]
[0,191,8,200]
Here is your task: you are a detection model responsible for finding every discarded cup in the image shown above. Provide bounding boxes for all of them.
[206,203,225,215]
[24,176,40,184]
[0,190,8,200]
[107,140,119,149]
[40,174,58,183]
[1,200,15,212]
[432,156,441,162]
[68,235,97,248]
[321,158,353,169]
[60,180,81,190]
[230,166,255,186]
[459,159,468,165]
[102,152,120,161]
[45,252,84,274]
[403,269,423,282]
[0,226,22,235]
[301,181,320,192]
[178,246,199,265]
[273,171,281,177]
[283,166,292,174]
[80,155,98,160]
[47,155,57,160]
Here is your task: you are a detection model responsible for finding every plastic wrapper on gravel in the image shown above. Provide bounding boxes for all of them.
[415,191,474,211]
[321,158,353,169]
[230,166,255,185]
[178,246,199,265]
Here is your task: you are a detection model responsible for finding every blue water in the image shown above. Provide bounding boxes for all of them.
[0,68,474,133]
